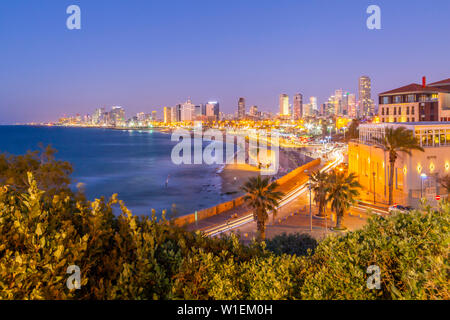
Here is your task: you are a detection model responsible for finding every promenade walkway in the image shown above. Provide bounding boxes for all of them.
[185,160,323,232]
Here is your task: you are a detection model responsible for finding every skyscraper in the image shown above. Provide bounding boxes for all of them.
[238,98,246,119]
[163,107,171,123]
[348,93,357,118]
[293,93,303,120]
[359,76,374,117]
[279,94,289,116]
[110,106,125,126]
[310,97,318,115]
[180,99,195,121]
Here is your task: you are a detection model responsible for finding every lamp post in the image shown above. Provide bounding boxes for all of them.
[304,169,312,233]
[372,172,376,204]
[420,173,427,199]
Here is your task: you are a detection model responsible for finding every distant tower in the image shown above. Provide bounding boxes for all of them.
[279,94,290,116]
[358,76,374,117]
[238,98,246,119]
[293,93,303,119]
[310,97,318,115]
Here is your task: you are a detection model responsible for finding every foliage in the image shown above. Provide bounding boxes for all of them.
[325,170,362,230]
[373,127,424,205]
[309,170,329,217]
[301,204,450,300]
[438,175,450,201]
[0,144,73,198]
[346,119,360,141]
[242,175,284,240]
[0,148,448,300]
[265,233,318,257]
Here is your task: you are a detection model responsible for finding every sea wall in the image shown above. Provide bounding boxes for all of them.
[172,157,321,227]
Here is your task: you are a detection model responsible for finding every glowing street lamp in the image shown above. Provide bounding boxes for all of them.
[420,173,427,199]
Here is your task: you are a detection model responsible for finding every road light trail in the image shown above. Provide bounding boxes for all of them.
[204,148,346,237]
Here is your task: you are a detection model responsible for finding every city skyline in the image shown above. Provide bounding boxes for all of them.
[1,0,450,124]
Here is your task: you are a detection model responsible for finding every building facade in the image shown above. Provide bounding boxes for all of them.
[279,94,289,116]
[378,78,450,123]
[238,98,246,119]
[348,122,450,207]
[358,76,374,117]
[293,93,303,120]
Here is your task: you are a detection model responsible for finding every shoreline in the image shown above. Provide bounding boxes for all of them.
[19,124,314,216]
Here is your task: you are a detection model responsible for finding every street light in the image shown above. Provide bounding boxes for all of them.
[304,169,312,233]
[372,172,376,204]
[420,173,427,199]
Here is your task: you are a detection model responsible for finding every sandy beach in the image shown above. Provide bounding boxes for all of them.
[219,146,313,195]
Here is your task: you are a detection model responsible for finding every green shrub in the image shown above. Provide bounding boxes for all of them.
[0,148,448,300]
[300,205,450,300]
[266,233,318,257]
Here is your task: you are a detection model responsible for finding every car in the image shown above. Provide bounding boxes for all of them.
[388,205,414,214]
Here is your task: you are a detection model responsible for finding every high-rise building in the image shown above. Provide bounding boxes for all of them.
[180,99,195,121]
[249,105,258,117]
[348,93,357,118]
[205,101,219,120]
[359,76,374,117]
[293,93,303,120]
[310,97,318,115]
[110,106,125,126]
[93,107,105,124]
[163,107,171,123]
[279,94,289,116]
[238,98,246,119]
[378,77,450,123]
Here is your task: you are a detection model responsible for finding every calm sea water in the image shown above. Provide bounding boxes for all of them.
[0,126,233,217]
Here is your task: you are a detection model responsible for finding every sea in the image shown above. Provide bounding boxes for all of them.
[0,125,236,217]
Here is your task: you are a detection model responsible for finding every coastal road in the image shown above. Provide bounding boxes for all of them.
[202,148,348,237]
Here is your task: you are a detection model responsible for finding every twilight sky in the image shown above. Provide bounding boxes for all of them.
[0,0,449,124]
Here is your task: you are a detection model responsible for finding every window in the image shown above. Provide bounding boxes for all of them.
[412,106,415,114]
[381,107,385,115]
[394,96,402,103]
[412,117,415,122]
[398,107,402,114]
[407,94,415,102]
[393,107,397,115]
[406,106,410,115]
[386,108,389,115]
[382,96,390,104]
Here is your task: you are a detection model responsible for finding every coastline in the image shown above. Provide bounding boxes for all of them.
[20,124,313,217]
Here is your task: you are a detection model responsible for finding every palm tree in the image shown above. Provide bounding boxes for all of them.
[326,170,362,230]
[346,119,360,142]
[309,170,329,217]
[438,175,450,202]
[242,175,284,241]
[373,127,424,205]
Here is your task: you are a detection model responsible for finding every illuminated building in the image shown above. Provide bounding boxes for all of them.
[279,94,289,116]
[206,101,220,120]
[348,122,450,206]
[293,93,303,120]
[180,99,195,121]
[238,98,246,119]
[163,107,172,123]
[111,106,125,126]
[358,76,374,117]
[378,77,450,123]
[310,96,318,115]
[348,93,357,118]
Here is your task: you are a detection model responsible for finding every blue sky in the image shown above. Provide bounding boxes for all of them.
[0,0,449,123]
